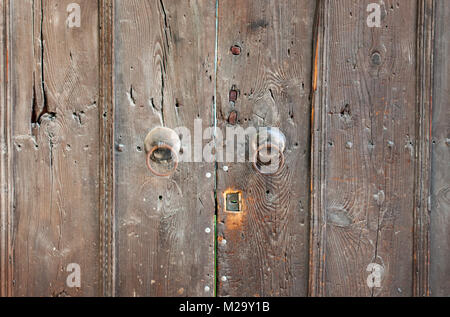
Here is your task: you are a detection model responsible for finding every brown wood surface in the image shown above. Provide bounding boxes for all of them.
[309,0,432,296]
[430,0,450,297]
[6,0,101,296]
[216,0,315,296]
[99,0,115,297]
[0,0,12,298]
[114,0,216,297]
[0,0,447,297]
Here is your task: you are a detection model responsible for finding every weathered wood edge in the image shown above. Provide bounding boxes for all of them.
[413,0,434,297]
[99,0,115,297]
[308,0,327,297]
[0,0,12,298]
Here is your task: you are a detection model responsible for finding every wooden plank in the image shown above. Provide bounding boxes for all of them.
[216,0,315,296]
[430,0,450,297]
[99,0,115,297]
[413,0,433,297]
[0,0,13,298]
[10,0,101,296]
[114,0,216,297]
[310,0,426,296]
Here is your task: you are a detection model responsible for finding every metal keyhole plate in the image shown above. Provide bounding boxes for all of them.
[226,192,241,212]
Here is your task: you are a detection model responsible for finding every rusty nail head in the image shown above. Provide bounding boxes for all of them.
[231,45,241,55]
[229,90,238,102]
[228,111,238,125]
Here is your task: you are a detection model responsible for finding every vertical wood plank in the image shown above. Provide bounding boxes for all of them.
[310,0,433,297]
[216,0,315,296]
[10,0,101,296]
[430,0,450,297]
[413,0,433,297]
[0,0,12,298]
[114,0,216,297]
[99,0,115,297]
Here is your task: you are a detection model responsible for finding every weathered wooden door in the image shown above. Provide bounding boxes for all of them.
[0,0,448,297]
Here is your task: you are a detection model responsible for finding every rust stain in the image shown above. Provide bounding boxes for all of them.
[310,3,320,198]
[312,35,319,92]
[225,213,245,231]
[228,110,238,125]
[230,45,241,55]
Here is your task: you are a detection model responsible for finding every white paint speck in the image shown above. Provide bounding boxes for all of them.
[221,276,227,282]
[205,227,211,234]
[206,172,212,178]
[223,166,229,172]
[204,286,210,292]
[221,239,227,245]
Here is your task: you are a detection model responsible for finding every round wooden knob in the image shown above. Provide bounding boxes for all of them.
[250,128,286,175]
[144,127,181,177]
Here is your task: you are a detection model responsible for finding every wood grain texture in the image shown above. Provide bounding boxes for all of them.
[413,0,433,297]
[114,0,216,297]
[430,0,450,297]
[216,0,315,296]
[0,0,445,298]
[310,0,426,297]
[99,0,115,297]
[0,0,13,298]
[10,0,100,296]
